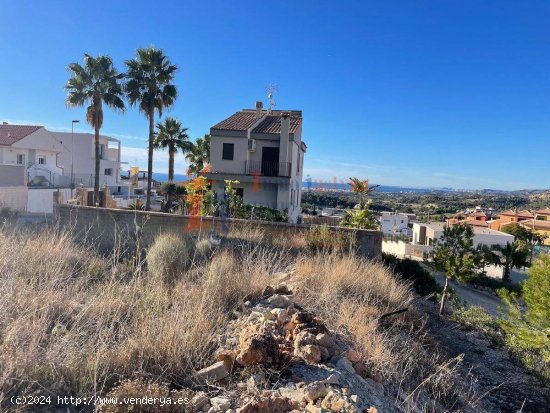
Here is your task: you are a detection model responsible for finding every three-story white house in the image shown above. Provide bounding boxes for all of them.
[203,102,307,223]
[53,131,124,191]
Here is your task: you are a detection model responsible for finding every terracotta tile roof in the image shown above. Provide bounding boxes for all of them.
[211,109,302,134]
[517,210,534,218]
[498,209,517,217]
[211,111,261,131]
[0,124,42,146]
[253,114,302,134]
[536,207,550,215]
[465,218,489,227]
[519,219,550,230]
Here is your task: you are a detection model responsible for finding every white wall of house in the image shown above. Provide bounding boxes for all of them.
[413,222,515,249]
[0,186,28,212]
[53,132,121,187]
[0,165,26,186]
[2,128,66,176]
[380,212,410,235]
[472,229,514,248]
[210,135,248,174]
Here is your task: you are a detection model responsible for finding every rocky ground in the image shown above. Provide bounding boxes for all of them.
[187,271,550,413]
[190,275,394,413]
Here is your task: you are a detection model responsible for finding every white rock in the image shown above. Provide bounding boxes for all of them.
[210,396,231,411]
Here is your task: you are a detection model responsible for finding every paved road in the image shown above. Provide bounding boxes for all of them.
[432,272,504,316]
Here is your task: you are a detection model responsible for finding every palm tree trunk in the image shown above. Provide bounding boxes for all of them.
[145,108,155,211]
[503,265,511,283]
[439,276,449,315]
[94,124,100,206]
[168,145,175,181]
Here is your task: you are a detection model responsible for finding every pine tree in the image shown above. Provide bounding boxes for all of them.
[499,256,550,381]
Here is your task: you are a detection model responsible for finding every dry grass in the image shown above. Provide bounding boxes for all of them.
[0,225,282,409]
[0,224,476,412]
[293,252,477,411]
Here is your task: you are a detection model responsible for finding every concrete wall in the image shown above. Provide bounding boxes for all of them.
[0,186,28,211]
[56,205,382,259]
[0,164,26,186]
[27,188,72,214]
[382,240,432,259]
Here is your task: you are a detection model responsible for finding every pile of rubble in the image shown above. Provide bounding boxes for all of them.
[190,276,393,413]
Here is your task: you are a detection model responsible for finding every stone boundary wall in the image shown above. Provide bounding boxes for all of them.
[55,205,382,259]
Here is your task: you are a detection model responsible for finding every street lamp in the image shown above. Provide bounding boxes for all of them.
[70,120,80,197]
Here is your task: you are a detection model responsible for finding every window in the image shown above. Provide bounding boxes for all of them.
[38,156,46,165]
[16,154,25,165]
[99,144,106,160]
[236,188,244,198]
[222,143,234,160]
[104,168,112,176]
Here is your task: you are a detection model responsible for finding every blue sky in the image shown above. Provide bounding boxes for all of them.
[1,0,549,190]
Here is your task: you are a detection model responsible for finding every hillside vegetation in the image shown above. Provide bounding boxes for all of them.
[0,224,547,412]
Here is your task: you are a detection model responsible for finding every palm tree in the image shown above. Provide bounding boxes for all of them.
[66,54,125,204]
[125,47,177,210]
[497,242,529,282]
[154,117,191,181]
[348,177,379,208]
[186,134,211,176]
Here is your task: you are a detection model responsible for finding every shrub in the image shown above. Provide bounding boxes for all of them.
[386,257,441,296]
[470,275,522,295]
[305,225,355,253]
[451,305,503,346]
[195,239,212,258]
[146,234,190,284]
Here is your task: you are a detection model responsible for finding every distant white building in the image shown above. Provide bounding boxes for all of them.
[380,212,412,236]
[53,131,124,190]
[412,222,514,249]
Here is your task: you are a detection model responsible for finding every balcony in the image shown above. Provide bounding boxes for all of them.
[245,161,291,177]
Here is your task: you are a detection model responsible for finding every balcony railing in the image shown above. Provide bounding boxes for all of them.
[245,161,291,177]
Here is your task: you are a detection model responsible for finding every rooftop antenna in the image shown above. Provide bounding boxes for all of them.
[266,84,278,113]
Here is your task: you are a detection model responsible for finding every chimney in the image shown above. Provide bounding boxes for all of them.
[279,112,290,164]
[255,101,263,118]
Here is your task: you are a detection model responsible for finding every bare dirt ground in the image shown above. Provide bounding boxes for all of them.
[418,299,550,413]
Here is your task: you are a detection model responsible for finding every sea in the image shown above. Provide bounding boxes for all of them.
[149,172,447,194]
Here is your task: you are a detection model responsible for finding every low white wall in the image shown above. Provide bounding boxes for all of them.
[382,240,433,259]
[0,186,28,212]
[27,188,72,214]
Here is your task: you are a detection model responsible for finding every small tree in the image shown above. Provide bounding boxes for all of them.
[432,224,477,315]
[339,205,379,230]
[473,244,499,276]
[223,180,246,218]
[496,241,529,283]
[502,223,547,266]
[499,256,550,381]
